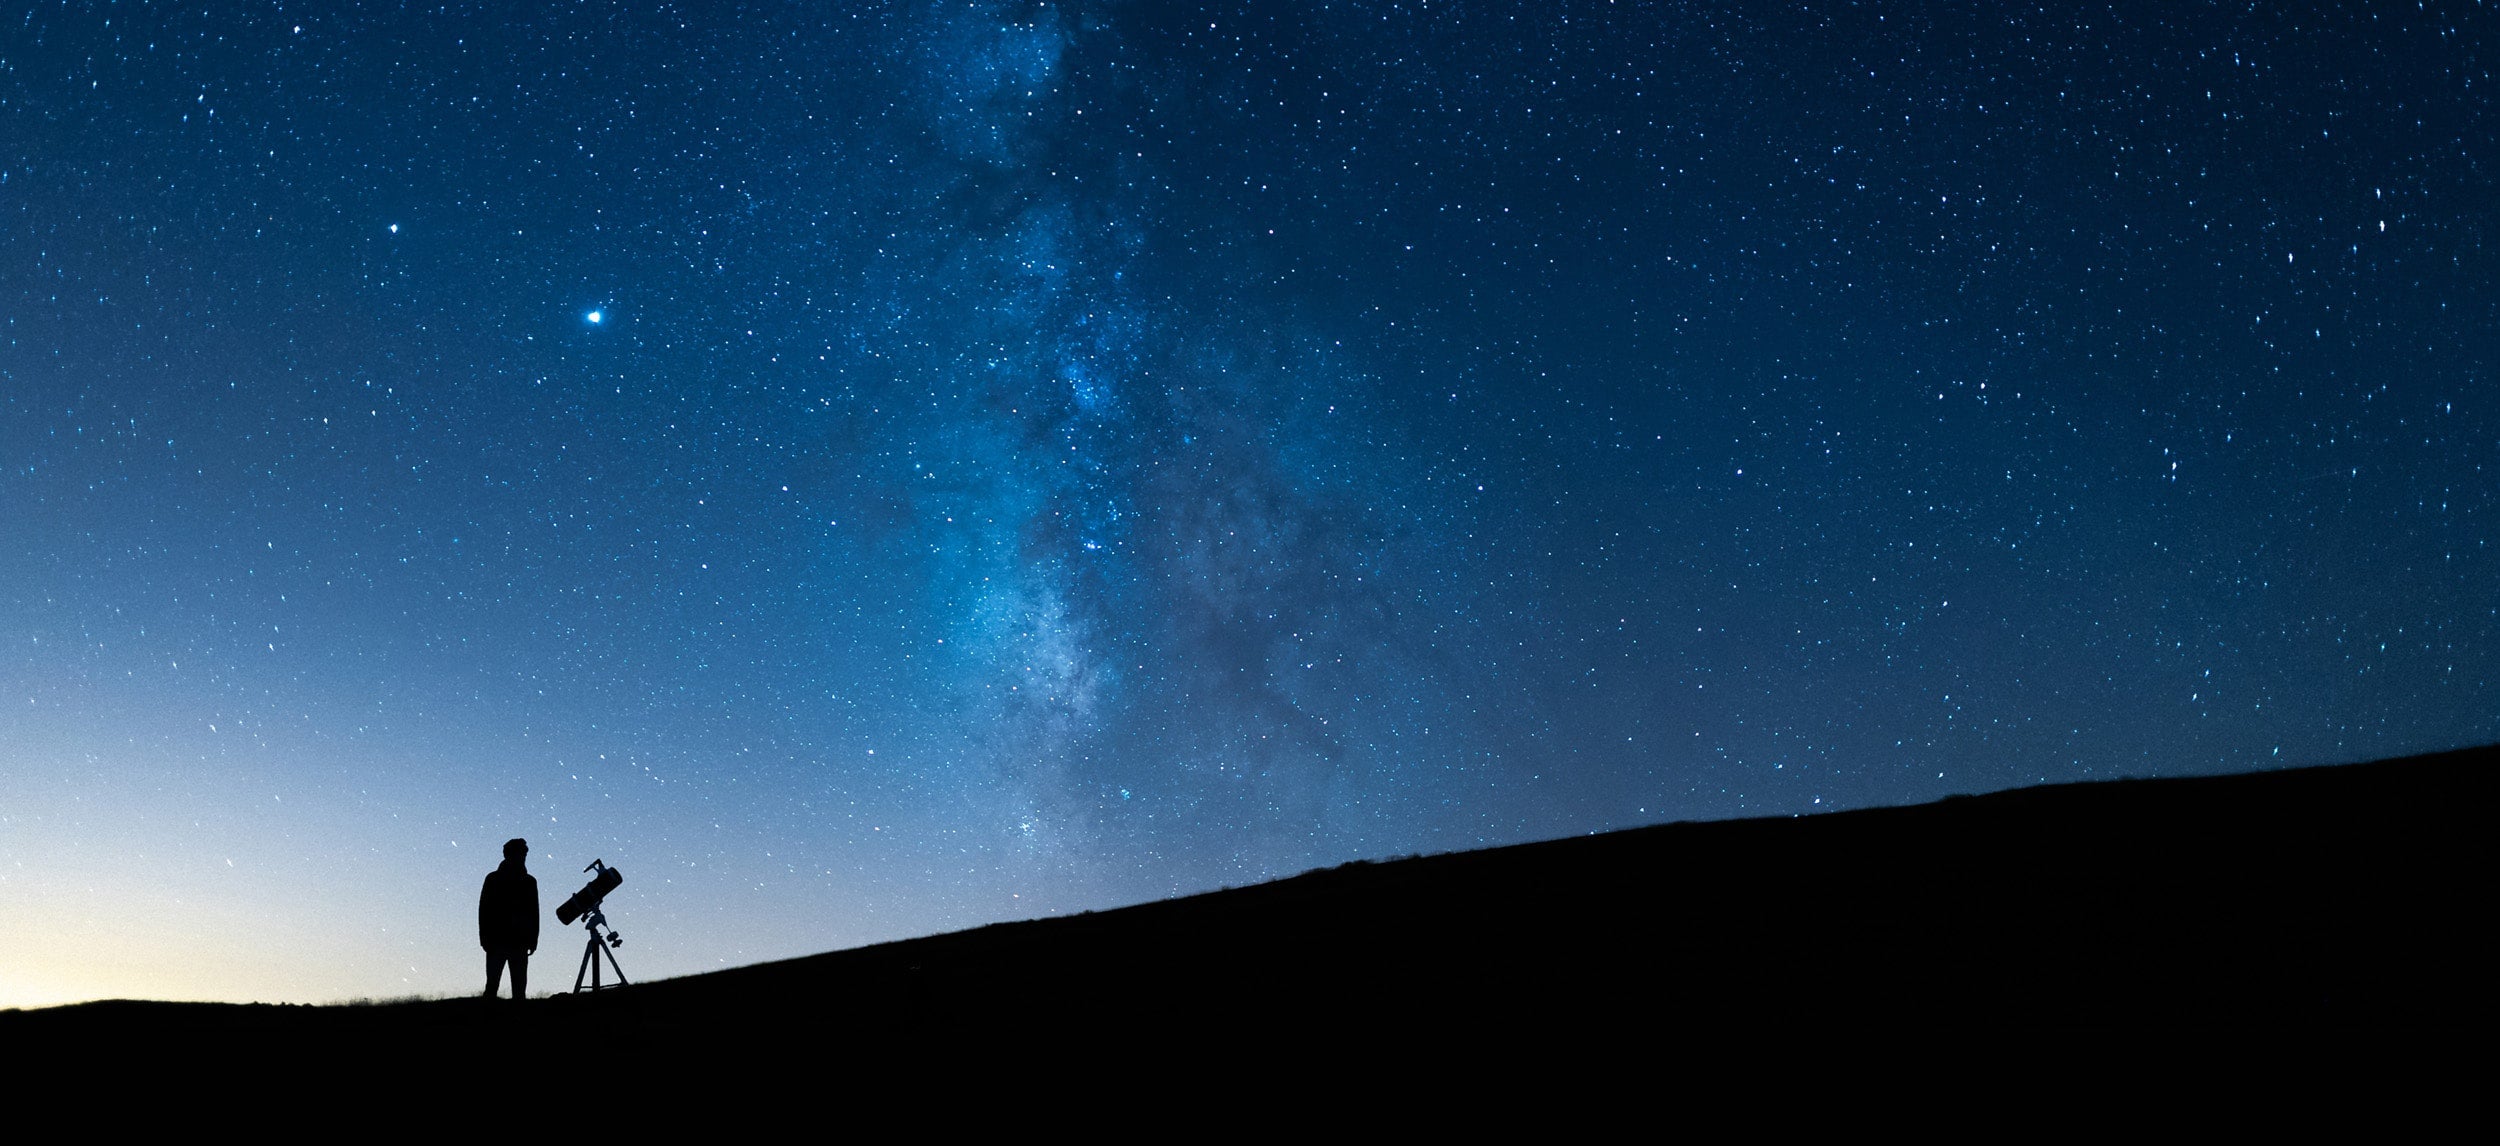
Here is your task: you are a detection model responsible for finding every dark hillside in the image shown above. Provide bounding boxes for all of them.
[12,746,2490,1062]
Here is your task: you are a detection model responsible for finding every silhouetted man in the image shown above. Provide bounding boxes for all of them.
[479,837,540,999]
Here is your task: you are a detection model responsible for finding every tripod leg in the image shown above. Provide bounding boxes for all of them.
[575,935,597,993]
[599,941,631,987]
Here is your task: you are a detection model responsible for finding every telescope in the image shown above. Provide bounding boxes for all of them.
[556,860,623,926]
[559,859,630,993]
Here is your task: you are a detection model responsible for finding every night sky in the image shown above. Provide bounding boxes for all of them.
[5,1,2494,1006]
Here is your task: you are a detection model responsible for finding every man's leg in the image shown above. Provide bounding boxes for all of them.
[486,951,508,998]
[510,953,529,1000]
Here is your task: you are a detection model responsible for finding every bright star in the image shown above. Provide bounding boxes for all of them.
[586,310,603,324]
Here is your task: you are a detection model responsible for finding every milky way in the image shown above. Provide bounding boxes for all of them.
[3,2,2493,1004]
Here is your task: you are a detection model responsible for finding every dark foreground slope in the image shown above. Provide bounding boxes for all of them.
[12,746,2491,1062]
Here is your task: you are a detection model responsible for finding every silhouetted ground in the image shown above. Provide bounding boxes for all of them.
[10,746,2490,1072]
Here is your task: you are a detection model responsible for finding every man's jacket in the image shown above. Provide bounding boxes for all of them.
[478,861,540,953]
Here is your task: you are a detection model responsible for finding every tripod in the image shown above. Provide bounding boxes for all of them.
[572,905,630,993]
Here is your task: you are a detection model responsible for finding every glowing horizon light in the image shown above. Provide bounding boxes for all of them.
[586,309,603,324]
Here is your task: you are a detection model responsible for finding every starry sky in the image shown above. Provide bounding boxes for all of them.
[4,1,2494,1006]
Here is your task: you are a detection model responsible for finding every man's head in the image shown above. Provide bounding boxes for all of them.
[504,838,529,862]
